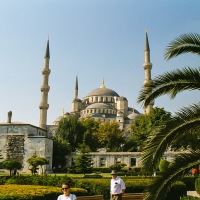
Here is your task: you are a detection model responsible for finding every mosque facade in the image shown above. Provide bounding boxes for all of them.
[0,32,153,173]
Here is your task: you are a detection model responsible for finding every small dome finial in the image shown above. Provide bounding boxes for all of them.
[100,78,105,88]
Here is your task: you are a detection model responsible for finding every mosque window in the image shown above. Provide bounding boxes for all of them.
[94,109,96,113]
[101,97,103,102]
[106,97,108,102]
[87,110,89,113]
[95,97,98,102]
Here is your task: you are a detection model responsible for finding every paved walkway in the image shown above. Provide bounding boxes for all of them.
[187,191,200,198]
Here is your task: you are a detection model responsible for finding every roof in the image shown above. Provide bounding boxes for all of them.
[86,87,119,97]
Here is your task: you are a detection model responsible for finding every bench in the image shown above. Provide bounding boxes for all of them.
[123,193,145,199]
[77,195,104,200]
[77,193,145,200]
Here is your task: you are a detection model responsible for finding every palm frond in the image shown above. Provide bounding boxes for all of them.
[145,150,200,200]
[164,33,200,60]
[142,103,200,173]
[137,67,200,108]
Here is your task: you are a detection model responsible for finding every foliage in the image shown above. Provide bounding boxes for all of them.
[137,32,200,200]
[55,115,85,152]
[4,174,74,187]
[195,178,200,194]
[96,121,124,151]
[165,181,187,200]
[2,160,22,177]
[130,107,171,150]
[181,197,200,200]
[121,137,137,152]
[52,137,71,172]
[109,163,127,172]
[74,142,93,174]
[27,153,49,175]
[159,159,170,172]
[80,117,101,151]
[0,184,88,200]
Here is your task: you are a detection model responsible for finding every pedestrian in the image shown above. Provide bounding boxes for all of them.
[57,182,77,200]
[110,170,126,200]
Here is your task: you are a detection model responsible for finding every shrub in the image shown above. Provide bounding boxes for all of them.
[166,181,187,200]
[83,175,102,178]
[159,159,170,172]
[5,174,74,187]
[181,176,197,190]
[0,185,88,200]
[195,178,200,194]
[92,167,111,173]
[181,197,200,200]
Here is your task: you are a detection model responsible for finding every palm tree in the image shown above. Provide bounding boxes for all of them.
[137,33,200,200]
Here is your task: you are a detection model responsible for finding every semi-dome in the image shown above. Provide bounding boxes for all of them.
[86,87,119,97]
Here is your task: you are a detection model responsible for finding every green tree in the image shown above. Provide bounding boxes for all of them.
[3,159,22,176]
[55,115,85,152]
[137,33,200,200]
[80,117,101,151]
[97,121,124,151]
[130,107,171,151]
[52,137,71,172]
[74,141,93,174]
[27,153,49,175]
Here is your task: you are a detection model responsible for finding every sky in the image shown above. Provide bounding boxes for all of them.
[0,0,200,126]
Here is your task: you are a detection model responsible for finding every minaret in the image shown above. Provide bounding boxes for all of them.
[143,31,154,114]
[72,76,82,113]
[39,39,51,129]
[74,75,78,100]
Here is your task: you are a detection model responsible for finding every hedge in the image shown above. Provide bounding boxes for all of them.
[0,185,88,200]
[195,178,200,194]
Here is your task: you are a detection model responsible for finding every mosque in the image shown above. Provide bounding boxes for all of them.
[0,32,154,173]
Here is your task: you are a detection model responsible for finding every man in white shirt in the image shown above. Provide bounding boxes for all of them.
[110,170,126,200]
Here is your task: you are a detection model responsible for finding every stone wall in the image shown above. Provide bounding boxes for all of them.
[0,124,53,174]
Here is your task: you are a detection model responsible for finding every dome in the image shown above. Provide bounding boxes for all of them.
[86,103,111,109]
[86,87,119,97]
[127,112,140,120]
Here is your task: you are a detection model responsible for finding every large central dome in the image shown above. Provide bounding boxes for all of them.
[86,87,119,97]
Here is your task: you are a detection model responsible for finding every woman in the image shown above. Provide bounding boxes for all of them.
[57,182,77,200]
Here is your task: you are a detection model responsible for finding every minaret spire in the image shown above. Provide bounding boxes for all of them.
[39,39,51,129]
[143,30,154,114]
[74,75,78,99]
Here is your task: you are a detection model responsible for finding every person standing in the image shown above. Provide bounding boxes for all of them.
[110,170,126,200]
[57,182,77,200]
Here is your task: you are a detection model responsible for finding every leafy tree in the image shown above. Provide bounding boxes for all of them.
[80,117,101,151]
[137,33,200,200]
[97,121,124,151]
[130,107,171,150]
[27,153,49,175]
[52,137,71,172]
[55,115,85,152]
[121,137,137,152]
[74,141,93,174]
[3,159,22,176]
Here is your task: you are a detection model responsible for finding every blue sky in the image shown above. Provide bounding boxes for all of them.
[0,0,200,126]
